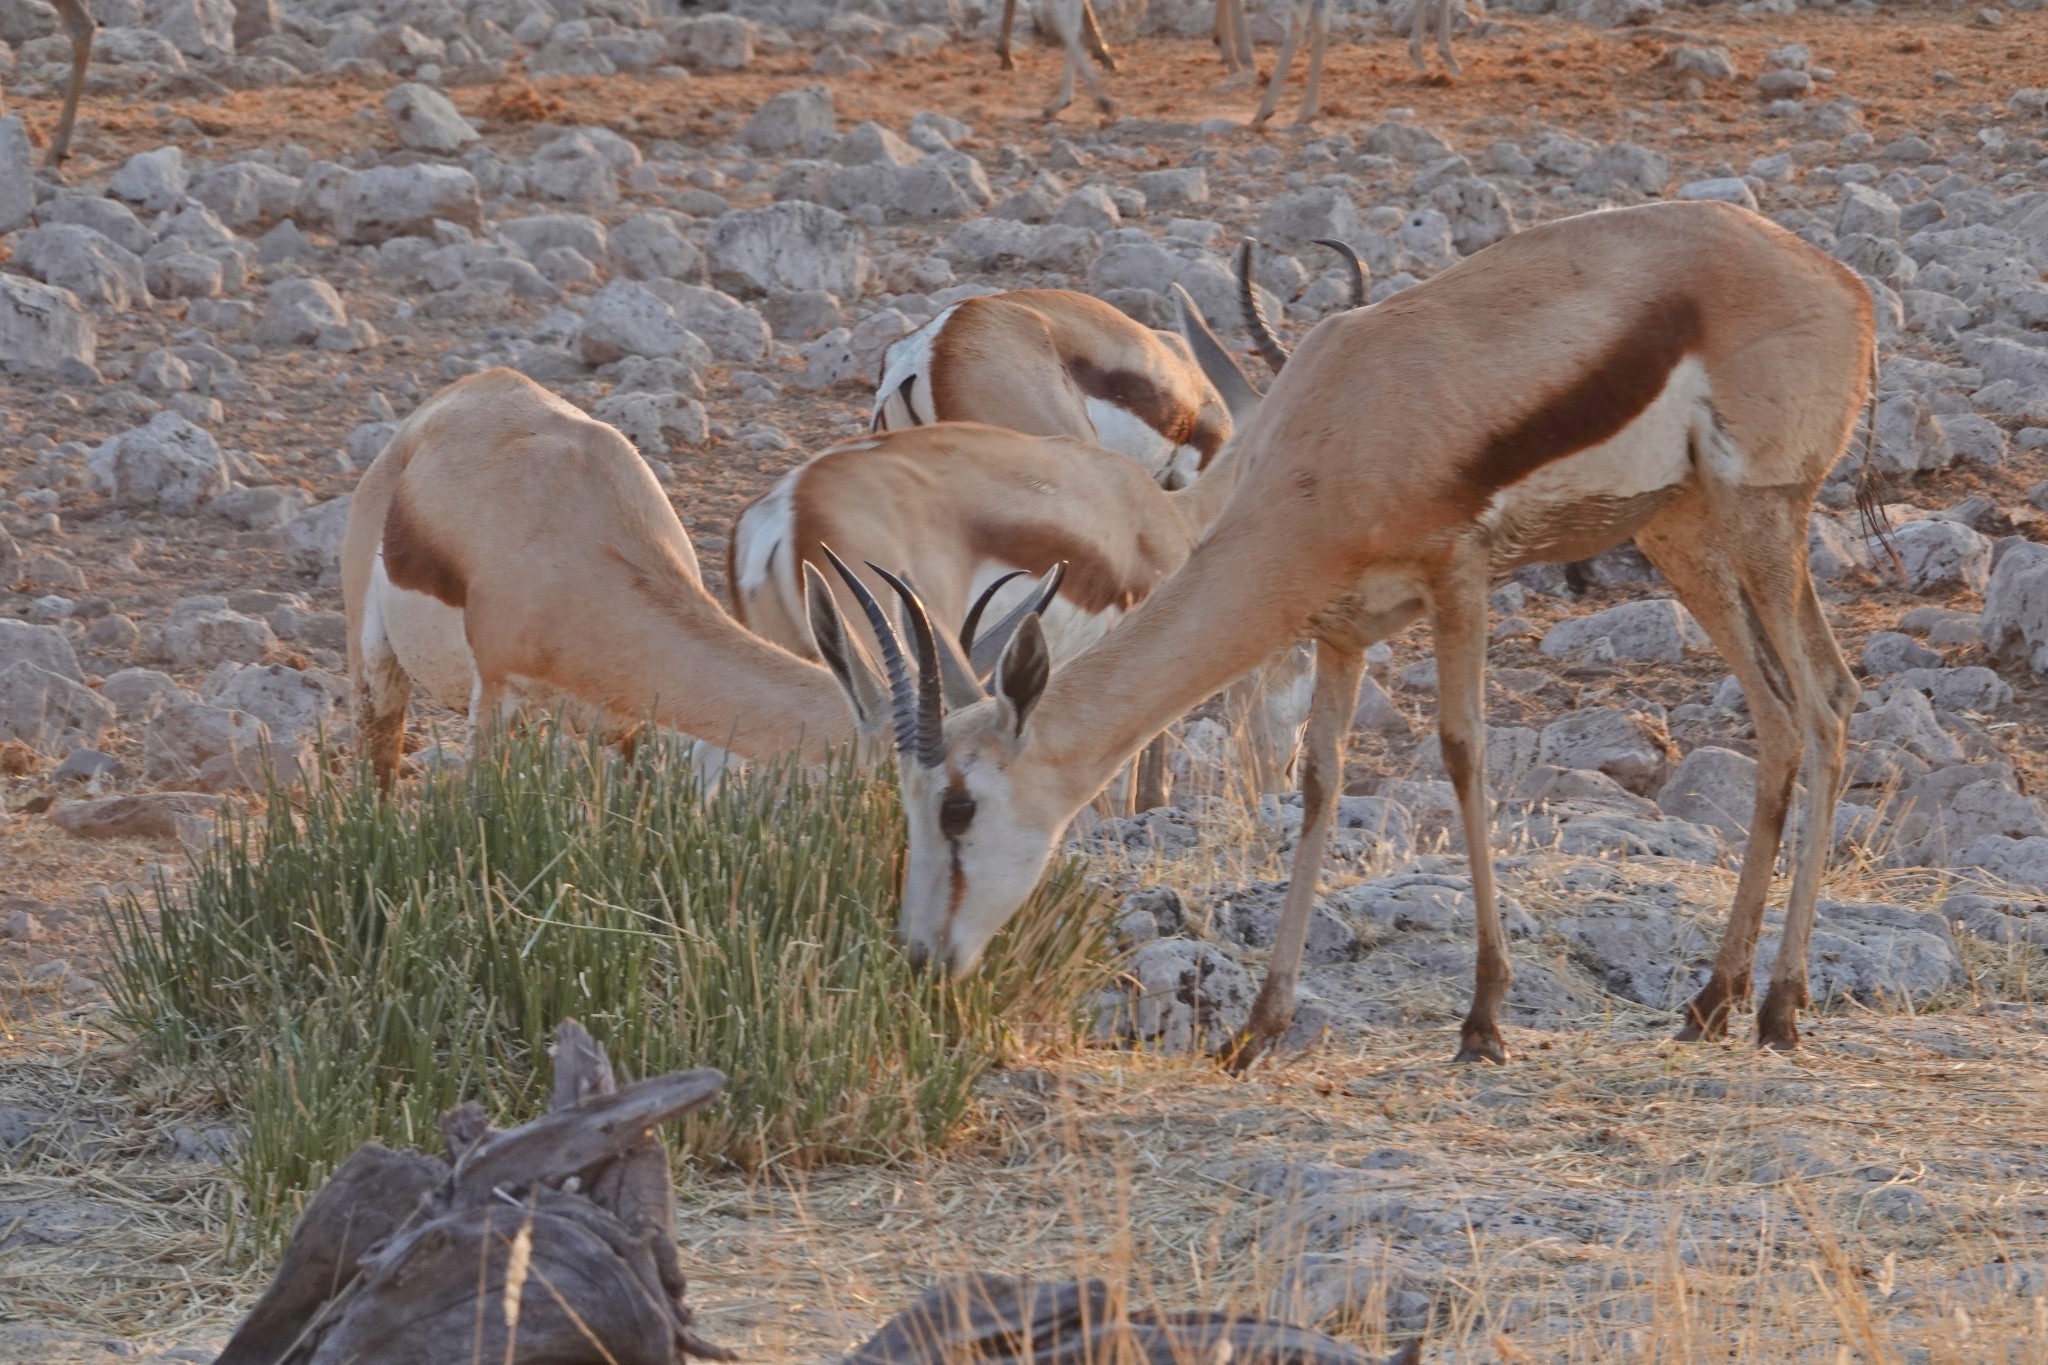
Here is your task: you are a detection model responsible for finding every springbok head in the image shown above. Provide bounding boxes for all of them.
[805,548,1070,975]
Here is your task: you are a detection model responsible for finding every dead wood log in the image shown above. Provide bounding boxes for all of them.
[214,1144,446,1365]
[214,1020,729,1365]
[847,1274,1421,1365]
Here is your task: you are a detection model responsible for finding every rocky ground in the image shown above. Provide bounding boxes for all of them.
[4,0,2048,1356]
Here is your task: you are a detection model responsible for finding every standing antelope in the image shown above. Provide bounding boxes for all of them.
[873,288,1237,490]
[341,368,934,785]
[993,0,1459,128]
[997,0,1120,119]
[811,201,1873,1066]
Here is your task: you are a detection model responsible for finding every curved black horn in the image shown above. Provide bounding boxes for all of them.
[1236,238,1289,375]
[968,563,1068,678]
[1311,238,1368,309]
[821,545,918,758]
[960,569,1029,657]
[868,563,946,769]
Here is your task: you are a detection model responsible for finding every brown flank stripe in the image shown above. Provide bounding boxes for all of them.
[1462,296,1705,502]
[382,491,467,609]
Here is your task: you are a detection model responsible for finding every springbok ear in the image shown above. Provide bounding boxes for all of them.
[1170,282,1260,420]
[804,561,888,734]
[994,613,1050,740]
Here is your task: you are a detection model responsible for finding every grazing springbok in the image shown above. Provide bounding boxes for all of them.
[743,288,1259,810]
[873,287,1237,490]
[340,368,922,785]
[810,201,1874,1067]
[755,252,1366,804]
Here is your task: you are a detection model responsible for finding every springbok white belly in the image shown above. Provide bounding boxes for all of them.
[369,553,475,711]
[1478,357,1709,569]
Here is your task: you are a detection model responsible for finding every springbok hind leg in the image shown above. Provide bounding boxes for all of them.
[1756,571,1856,1049]
[1638,506,1802,1042]
[1407,0,1432,74]
[1435,0,1462,77]
[355,611,413,792]
[1639,489,1854,1049]
[47,0,95,168]
[1222,640,1366,1073]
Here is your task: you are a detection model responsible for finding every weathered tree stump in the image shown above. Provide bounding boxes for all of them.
[848,1273,1422,1365]
[215,1020,731,1365]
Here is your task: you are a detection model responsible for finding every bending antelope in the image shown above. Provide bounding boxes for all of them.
[742,287,1264,808]
[811,201,1873,1066]
[342,368,935,784]
[873,288,1237,490]
[781,251,1365,802]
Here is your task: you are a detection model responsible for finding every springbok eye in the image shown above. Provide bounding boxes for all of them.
[939,792,976,839]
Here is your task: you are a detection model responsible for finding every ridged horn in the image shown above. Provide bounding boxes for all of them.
[1236,238,1289,374]
[868,563,946,769]
[821,545,918,758]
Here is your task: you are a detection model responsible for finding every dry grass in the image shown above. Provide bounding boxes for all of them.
[10,926,2048,1360]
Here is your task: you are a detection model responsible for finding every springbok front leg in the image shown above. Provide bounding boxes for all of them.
[1222,640,1367,1073]
[998,0,1019,68]
[1042,0,1114,118]
[1293,0,1331,124]
[1078,0,1119,71]
[1250,0,1311,127]
[46,0,95,168]
[1408,0,1460,77]
[1134,733,1170,813]
[1429,547,1511,1063]
[1215,0,1255,86]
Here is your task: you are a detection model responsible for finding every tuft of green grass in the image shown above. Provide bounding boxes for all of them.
[105,733,1109,1254]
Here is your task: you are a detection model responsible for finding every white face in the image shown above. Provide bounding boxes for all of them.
[894,702,1063,976]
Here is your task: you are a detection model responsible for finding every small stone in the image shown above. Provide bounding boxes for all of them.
[255,276,349,346]
[384,81,479,153]
[50,791,222,842]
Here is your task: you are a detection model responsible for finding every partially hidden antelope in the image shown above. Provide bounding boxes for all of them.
[810,201,1875,1067]
[991,0,1459,128]
[872,286,1238,489]
[341,368,1034,785]
[755,248,1367,806]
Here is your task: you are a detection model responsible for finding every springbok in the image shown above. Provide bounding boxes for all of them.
[759,251,1366,804]
[994,0,1458,128]
[810,201,1874,1066]
[341,368,948,784]
[872,287,1237,490]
